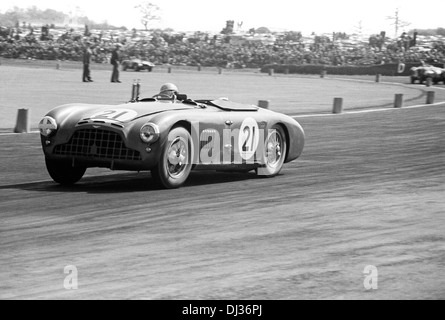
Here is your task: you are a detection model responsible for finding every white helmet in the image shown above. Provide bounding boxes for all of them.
[160,83,178,93]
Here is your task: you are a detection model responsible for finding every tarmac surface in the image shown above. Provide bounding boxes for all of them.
[0,62,444,299]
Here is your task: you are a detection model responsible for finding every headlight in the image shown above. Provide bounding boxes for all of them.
[140,123,160,143]
[38,116,58,137]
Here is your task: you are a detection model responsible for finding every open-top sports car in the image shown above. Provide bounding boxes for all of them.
[121,58,155,72]
[410,65,445,84]
[38,92,305,188]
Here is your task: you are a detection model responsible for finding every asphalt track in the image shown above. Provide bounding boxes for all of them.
[0,64,444,299]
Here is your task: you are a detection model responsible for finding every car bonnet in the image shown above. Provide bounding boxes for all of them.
[78,102,195,123]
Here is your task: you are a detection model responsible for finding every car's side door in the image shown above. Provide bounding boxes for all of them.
[222,112,268,165]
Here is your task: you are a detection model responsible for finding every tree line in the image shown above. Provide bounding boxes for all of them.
[0,6,125,30]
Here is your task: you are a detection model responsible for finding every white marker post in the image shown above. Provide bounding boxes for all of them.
[426,91,435,104]
[258,100,270,109]
[332,97,343,114]
[14,108,30,133]
[394,94,403,108]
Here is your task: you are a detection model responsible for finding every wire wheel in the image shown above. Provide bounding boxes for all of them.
[152,127,193,188]
[257,125,287,177]
[166,136,189,179]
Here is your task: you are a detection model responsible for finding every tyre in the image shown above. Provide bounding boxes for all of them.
[45,158,86,185]
[256,125,287,177]
[151,127,193,188]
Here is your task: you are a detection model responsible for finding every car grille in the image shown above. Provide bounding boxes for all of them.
[53,129,142,161]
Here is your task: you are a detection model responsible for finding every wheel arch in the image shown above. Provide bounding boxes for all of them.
[170,120,192,134]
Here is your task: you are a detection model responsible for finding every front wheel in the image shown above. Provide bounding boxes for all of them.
[45,158,86,185]
[151,127,193,188]
[256,125,287,177]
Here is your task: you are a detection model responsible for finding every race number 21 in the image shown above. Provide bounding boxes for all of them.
[239,117,260,160]
[90,109,137,122]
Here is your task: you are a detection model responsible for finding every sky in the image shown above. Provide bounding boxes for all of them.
[1,0,444,36]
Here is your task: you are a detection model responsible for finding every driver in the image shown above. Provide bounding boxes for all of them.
[152,83,179,100]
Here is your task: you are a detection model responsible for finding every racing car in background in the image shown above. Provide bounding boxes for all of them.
[38,91,305,189]
[121,58,155,72]
[409,65,445,84]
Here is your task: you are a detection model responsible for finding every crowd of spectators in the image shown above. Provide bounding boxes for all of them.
[0,26,117,63]
[1,25,444,68]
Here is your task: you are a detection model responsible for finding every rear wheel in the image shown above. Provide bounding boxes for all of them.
[256,125,287,177]
[45,158,86,185]
[151,127,193,188]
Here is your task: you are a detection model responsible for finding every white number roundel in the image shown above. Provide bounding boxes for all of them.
[238,117,260,160]
[90,109,138,122]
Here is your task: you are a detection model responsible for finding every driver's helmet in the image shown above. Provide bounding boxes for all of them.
[160,83,178,93]
[154,83,178,100]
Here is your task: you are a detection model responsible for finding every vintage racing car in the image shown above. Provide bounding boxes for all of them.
[121,58,155,72]
[410,65,445,84]
[38,91,305,188]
